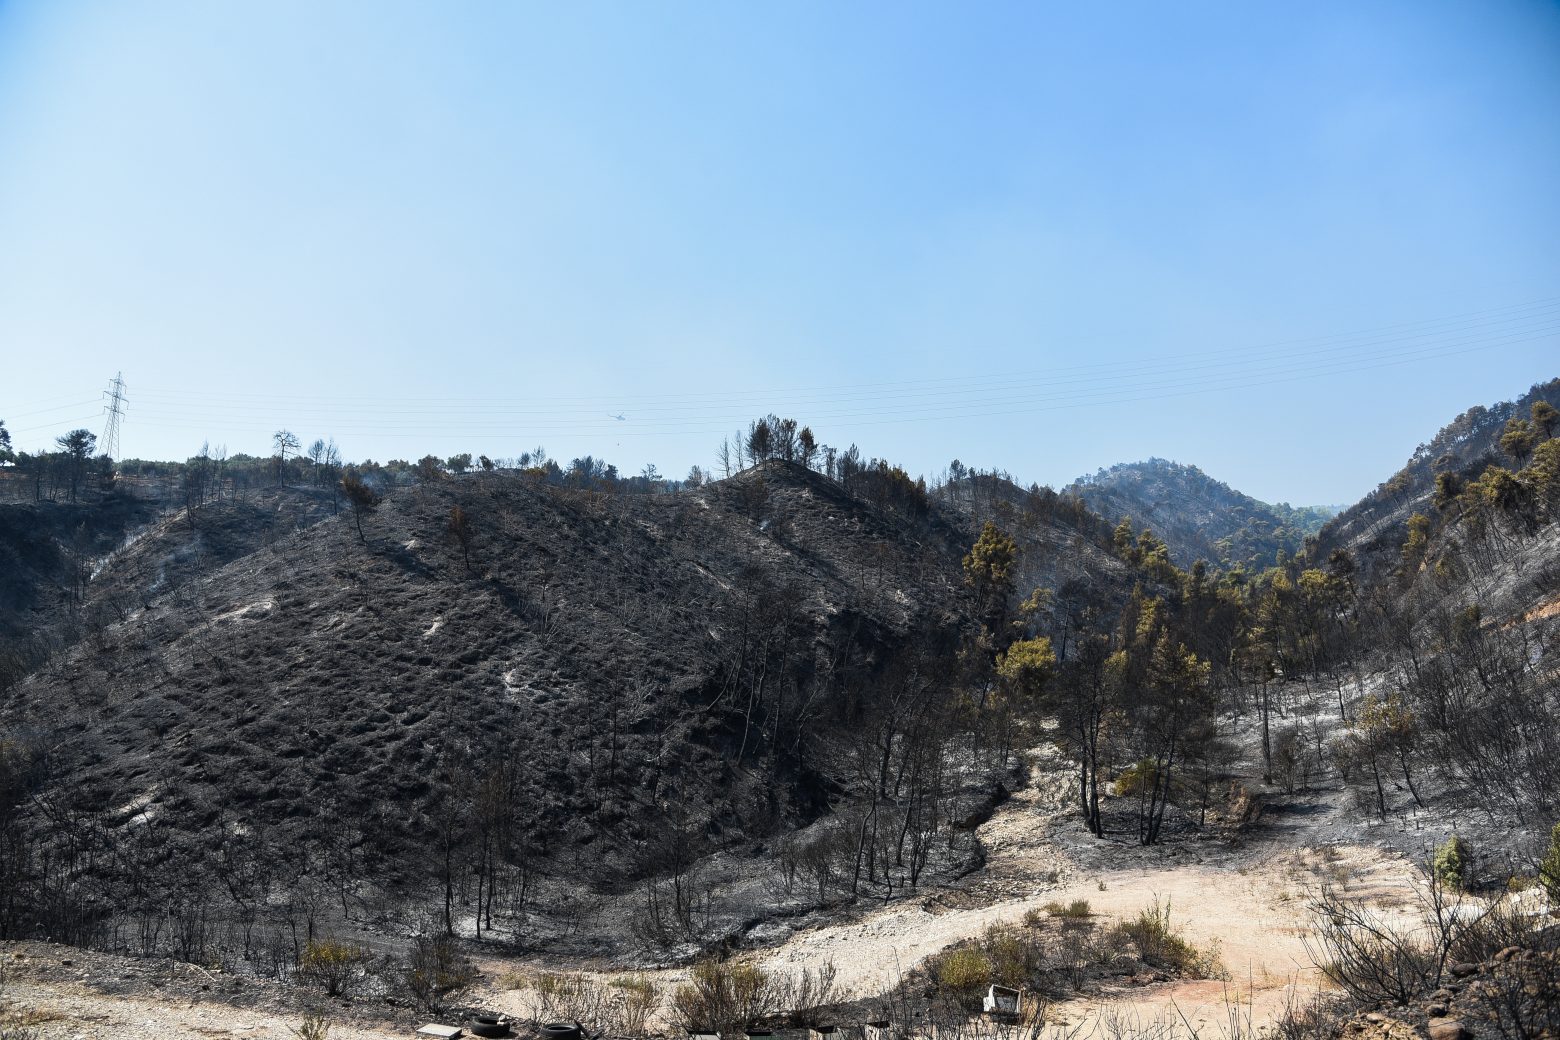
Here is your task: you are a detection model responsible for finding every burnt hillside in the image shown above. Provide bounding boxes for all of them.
[1319,378,1560,581]
[0,490,159,645]
[0,483,338,692]
[1,460,1135,944]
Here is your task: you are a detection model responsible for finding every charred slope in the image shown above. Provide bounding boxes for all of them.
[0,483,338,693]
[1324,398,1560,823]
[0,490,161,689]
[1319,378,1560,583]
[1066,459,1329,570]
[83,484,339,616]
[4,463,998,904]
[939,473,1137,653]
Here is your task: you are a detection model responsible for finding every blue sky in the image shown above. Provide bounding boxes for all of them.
[0,1,1556,505]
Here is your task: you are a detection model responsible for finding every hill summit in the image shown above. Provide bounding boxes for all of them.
[1066,458,1332,570]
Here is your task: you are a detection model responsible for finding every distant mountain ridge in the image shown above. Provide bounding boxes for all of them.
[1066,458,1334,570]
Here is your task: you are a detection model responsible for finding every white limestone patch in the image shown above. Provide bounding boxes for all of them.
[213,598,275,624]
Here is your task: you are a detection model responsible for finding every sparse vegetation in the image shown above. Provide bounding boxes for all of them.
[390,934,478,1015]
[669,958,832,1035]
[288,1014,332,1040]
[671,964,755,1034]
[929,946,992,1008]
[1035,899,1093,921]
[520,971,663,1037]
[1115,897,1225,979]
[926,902,1220,1013]
[296,939,369,997]
[0,963,31,1040]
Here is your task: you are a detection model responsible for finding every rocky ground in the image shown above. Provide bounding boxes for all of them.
[0,941,406,1039]
[481,679,1440,1034]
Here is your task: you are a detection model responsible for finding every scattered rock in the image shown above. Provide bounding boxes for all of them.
[1427,1019,1469,1040]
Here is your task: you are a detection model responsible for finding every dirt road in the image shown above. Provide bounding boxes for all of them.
[488,742,1425,1032]
[8,737,1426,1038]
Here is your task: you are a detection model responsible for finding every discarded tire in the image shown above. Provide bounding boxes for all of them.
[541,1022,583,1040]
[466,1015,509,1038]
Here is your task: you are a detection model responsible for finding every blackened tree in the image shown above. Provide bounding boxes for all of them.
[446,505,475,573]
[272,429,300,486]
[341,472,382,543]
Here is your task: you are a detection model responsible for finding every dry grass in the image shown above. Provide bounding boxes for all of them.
[1114,897,1227,980]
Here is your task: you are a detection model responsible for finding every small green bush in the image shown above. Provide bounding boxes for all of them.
[982,924,1039,988]
[297,939,368,997]
[1434,835,1471,891]
[929,946,989,1007]
[1507,874,1536,893]
[1115,760,1158,797]
[1539,822,1560,906]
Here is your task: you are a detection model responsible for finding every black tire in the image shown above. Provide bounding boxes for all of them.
[541,1022,582,1040]
[467,1016,510,1039]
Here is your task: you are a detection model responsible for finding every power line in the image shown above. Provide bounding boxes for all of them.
[2,398,103,420]
[11,413,104,435]
[127,293,1560,410]
[117,318,1557,436]
[3,297,1555,450]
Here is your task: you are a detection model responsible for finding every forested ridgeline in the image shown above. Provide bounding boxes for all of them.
[1321,378,1560,582]
[1068,457,1335,571]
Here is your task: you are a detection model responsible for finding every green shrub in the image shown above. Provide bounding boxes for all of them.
[297,939,368,997]
[1037,899,1092,919]
[1539,823,1560,906]
[1115,760,1158,797]
[1434,835,1471,891]
[671,958,780,1034]
[929,946,989,1007]
[982,924,1039,988]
